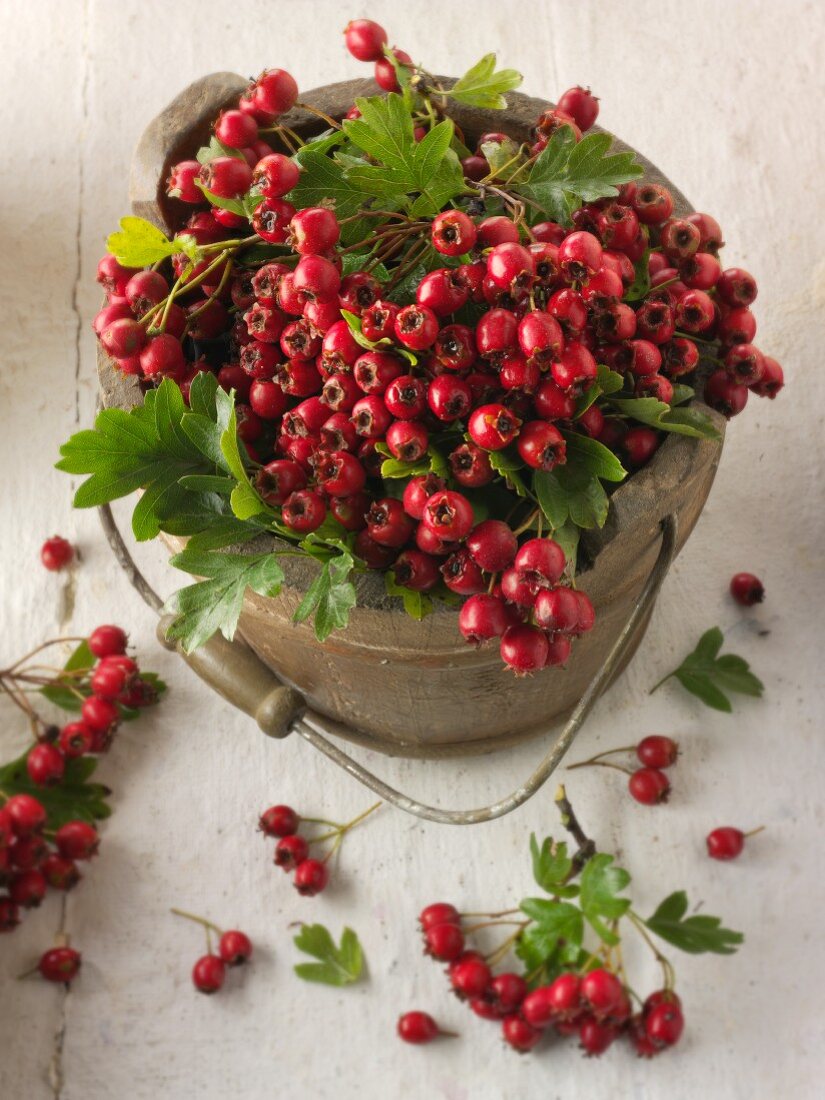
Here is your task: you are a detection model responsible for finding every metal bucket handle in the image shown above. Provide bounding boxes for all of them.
[99,503,677,825]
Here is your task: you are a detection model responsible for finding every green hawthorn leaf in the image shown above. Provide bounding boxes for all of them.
[293,924,364,986]
[516,129,643,225]
[385,571,434,621]
[165,550,285,653]
[576,366,625,416]
[529,834,579,898]
[488,449,530,497]
[623,246,652,301]
[645,891,744,955]
[448,53,523,110]
[671,384,694,406]
[195,136,248,164]
[652,626,763,711]
[480,137,521,176]
[533,470,569,529]
[287,147,376,244]
[609,396,721,439]
[292,550,357,642]
[39,641,95,712]
[561,431,627,481]
[195,181,248,217]
[519,898,584,958]
[579,853,631,944]
[106,216,179,267]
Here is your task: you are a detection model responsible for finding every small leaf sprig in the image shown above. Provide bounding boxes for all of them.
[417,786,742,1056]
[292,923,364,986]
[651,626,764,712]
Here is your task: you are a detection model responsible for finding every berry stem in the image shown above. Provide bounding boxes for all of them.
[294,101,342,131]
[566,758,633,776]
[484,922,530,969]
[459,907,521,919]
[170,908,224,937]
[627,911,676,990]
[743,825,766,839]
[2,637,89,675]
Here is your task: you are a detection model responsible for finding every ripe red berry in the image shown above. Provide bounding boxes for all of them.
[41,855,81,891]
[290,206,340,255]
[39,946,82,984]
[259,804,300,837]
[192,954,226,994]
[275,834,309,871]
[5,794,47,836]
[645,1002,685,1048]
[465,520,517,572]
[293,858,329,896]
[374,49,413,93]
[431,210,477,256]
[422,490,475,542]
[26,744,65,787]
[517,420,566,470]
[637,735,678,768]
[394,550,440,592]
[558,231,602,281]
[450,956,492,1000]
[717,267,757,308]
[40,536,74,572]
[9,869,47,908]
[556,86,599,131]
[81,695,120,737]
[55,820,100,860]
[533,586,580,633]
[218,930,253,966]
[418,902,459,929]
[706,826,747,861]
[424,922,464,961]
[394,304,439,349]
[628,767,671,805]
[397,1011,440,1045]
[468,404,521,450]
[751,355,784,399]
[704,369,749,418]
[427,374,472,423]
[502,1014,542,1052]
[488,973,528,1014]
[730,571,764,606]
[366,498,414,548]
[580,968,624,1019]
[252,68,299,118]
[88,625,127,658]
[459,594,509,644]
[215,109,258,149]
[282,489,327,534]
[579,1016,619,1056]
[500,624,549,675]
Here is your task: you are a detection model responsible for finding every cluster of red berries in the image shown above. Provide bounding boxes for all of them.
[571,734,679,805]
[92,18,782,672]
[171,909,253,994]
[259,803,330,896]
[26,626,155,786]
[0,804,98,934]
[40,535,75,572]
[417,903,683,1057]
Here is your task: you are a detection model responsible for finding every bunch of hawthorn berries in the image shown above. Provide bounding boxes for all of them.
[0,624,157,941]
[92,17,782,674]
[417,902,683,1057]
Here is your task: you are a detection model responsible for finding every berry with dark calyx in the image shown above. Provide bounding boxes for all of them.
[431,210,477,256]
[629,767,671,805]
[26,744,65,787]
[534,586,580,634]
[57,720,92,759]
[632,183,674,225]
[5,794,47,836]
[717,267,758,307]
[427,375,472,422]
[374,49,413,94]
[557,86,599,130]
[339,271,380,315]
[535,108,581,142]
[97,253,140,296]
[459,594,509,644]
[518,311,563,365]
[39,946,82,984]
[219,930,253,966]
[500,624,549,675]
[724,343,765,386]
[252,152,300,198]
[422,490,475,542]
[579,1016,619,1056]
[397,1011,442,1045]
[394,550,440,592]
[192,954,226,994]
[90,657,135,700]
[361,299,400,342]
[282,490,327,534]
[424,922,464,961]
[558,231,602,281]
[293,858,329,896]
[646,1002,685,1048]
[476,308,518,362]
[433,324,476,371]
[675,289,715,334]
[240,340,281,380]
[322,371,361,413]
[551,341,597,392]
[55,821,100,860]
[259,804,300,837]
[449,442,494,488]
[468,404,521,450]
[547,287,588,337]
[198,155,252,198]
[489,973,528,1015]
[274,834,309,871]
[416,269,468,317]
[717,306,756,347]
[254,460,307,507]
[9,870,47,908]
[637,735,678,768]
[394,304,439,350]
[365,498,414,548]
[440,548,486,595]
[514,538,566,590]
[353,351,402,394]
[41,855,81,891]
[660,218,701,260]
[125,269,168,316]
[293,254,340,304]
[502,1014,542,1053]
[635,373,673,403]
[344,18,387,61]
[280,319,321,361]
[40,536,74,572]
[402,474,446,521]
[679,251,721,290]
[313,450,367,496]
[635,299,676,345]
[704,368,748,418]
[662,336,699,378]
[253,198,296,244]
[730,571,764,606]
[450,956,492,1000]
[487,242,535,293]
[517,421,566,471]
[385,375,427,420]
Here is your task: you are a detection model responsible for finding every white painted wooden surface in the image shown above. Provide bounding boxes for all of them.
[1,1,824,1096]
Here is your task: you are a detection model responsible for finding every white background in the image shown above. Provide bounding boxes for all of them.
[1,1,824,1097]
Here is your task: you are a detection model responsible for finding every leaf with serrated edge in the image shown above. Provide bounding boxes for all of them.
[579,853,631,944]
[645,891,743,955]
[293,923,364,986]
[449,53,523,110]
[106,216,179,267]
[529,834,579,898]
[292,551,357,642]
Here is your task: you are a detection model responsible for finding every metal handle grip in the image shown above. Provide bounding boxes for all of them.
[99,502,677,824]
